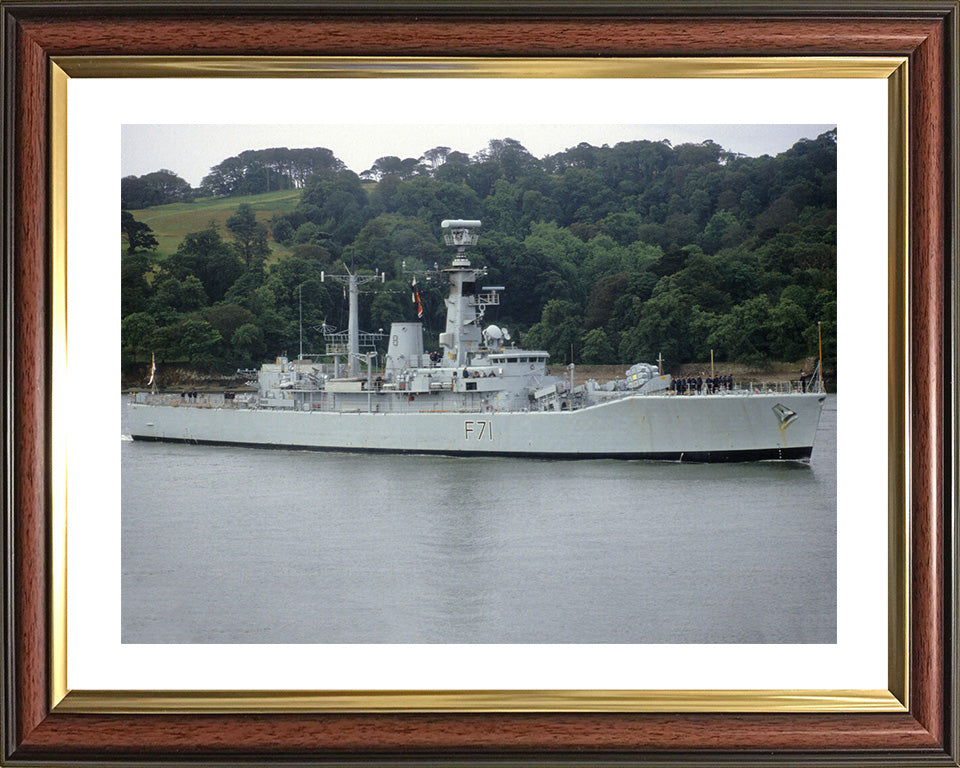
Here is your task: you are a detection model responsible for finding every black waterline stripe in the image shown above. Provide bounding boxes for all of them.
[129,435,812,463]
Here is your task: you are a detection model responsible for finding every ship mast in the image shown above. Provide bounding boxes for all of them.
[439,220,481,367]
[321,268,385,377]
[438,219,501,368]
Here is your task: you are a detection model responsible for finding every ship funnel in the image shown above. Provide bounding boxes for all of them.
[384,322,425,379]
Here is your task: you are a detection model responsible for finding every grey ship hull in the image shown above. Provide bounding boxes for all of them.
[127,391,825,462]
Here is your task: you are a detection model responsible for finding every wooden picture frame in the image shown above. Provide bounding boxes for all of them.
[2,2,957,765]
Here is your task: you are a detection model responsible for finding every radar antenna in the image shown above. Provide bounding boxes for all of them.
[316,320,337,336]
[441,219,481,266]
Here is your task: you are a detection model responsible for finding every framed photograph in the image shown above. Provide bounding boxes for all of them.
[2,2,956,766]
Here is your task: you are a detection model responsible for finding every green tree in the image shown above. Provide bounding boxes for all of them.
[226,204,270,268]
[388,178,481,228]
[369,288,409,332]
[361,155,424,181]
[180,276,207,310]
[231,323,266,364]
[432,151,472,184]
[597,212,643,246]
[618,287,708,364]
[699,209,740,255]
[263,260,333,351]
[271,217,294,243]
[121,210,158,254]
[557,167,617,226]
[294,222,322,244]
[298,170,369,246]
[346,214,442,276]
[168,225,243,304]
[580,328,615,364]
[151,276,207,321]
[707,296,774,364]
[419,146,451,174]
[179,319,222,366]
[289,243,331,263]
[584,272,633,330]
[769,297,810,360]
[523,221,589,304]
[718,253,763,303]
[121,169,193,209]
[121,251,153,316]
[482,179,523,233]
[523,300,584,363]
[474,138,541,183]
[203,303,255,344]
[121,312,157,363]
[150,323,187,361]
[672,253,731,312]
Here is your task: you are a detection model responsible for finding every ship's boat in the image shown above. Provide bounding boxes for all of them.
[127,219,826,461]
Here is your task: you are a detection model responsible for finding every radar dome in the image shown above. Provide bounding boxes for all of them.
[483,325,504,347]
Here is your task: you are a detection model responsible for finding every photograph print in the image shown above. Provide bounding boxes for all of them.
[120,123,837,645]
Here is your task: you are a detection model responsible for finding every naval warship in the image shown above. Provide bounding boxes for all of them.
[127,219,826,461]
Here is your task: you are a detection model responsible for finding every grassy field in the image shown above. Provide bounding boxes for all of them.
[125,189,303,259]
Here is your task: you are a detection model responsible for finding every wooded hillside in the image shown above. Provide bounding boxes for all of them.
[121,130,837,377]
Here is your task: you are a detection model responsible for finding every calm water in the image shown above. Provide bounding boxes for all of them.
[121,395,837,644]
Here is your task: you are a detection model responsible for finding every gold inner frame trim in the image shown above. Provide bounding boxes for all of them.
[53,55,906,79]
[50,61,69,710]
[49,55,909,715]
[56,688,903,714]
[886,60,910,709]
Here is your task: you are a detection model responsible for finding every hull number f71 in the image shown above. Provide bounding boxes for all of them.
[464,420,494,441]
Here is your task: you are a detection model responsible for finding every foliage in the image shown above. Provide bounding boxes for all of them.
[166,225,243,304]
[225,204,270,268]
[178,319,223,366]
[122,170,194,209]
[199,147,345,197]
[231,323,266,364]
[580,328,615,364]
[522,300,585,364]
[121,210,159,254]
[121,312,157,363]
[121,251,154,317]
[121,129,837,373]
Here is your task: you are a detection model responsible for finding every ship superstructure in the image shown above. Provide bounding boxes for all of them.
[127,219,827,461]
